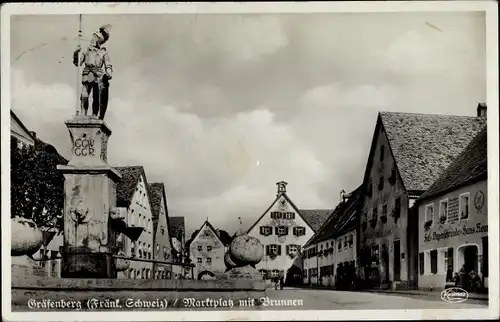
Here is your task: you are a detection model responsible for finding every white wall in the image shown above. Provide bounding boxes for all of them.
[248,194,315,281]
[418,180,488,289]
[121,175,154,279]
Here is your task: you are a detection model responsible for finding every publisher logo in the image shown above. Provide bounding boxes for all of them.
[441,288,469,303]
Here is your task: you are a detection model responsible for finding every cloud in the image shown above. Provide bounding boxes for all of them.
[12,68,329,234]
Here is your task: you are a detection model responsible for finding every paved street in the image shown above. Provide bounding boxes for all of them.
[261,288,488,310]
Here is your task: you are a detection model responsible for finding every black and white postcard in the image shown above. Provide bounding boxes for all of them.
[1,1,498,321]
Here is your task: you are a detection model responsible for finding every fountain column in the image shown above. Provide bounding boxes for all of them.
[57,116,121,278]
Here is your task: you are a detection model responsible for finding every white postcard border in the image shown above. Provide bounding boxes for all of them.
[1,1,498,321]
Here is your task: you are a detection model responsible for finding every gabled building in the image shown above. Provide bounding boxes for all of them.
[247,181,331,283]
[358,106,486,290]
[115,166,155,279]
[148,182,174,279]
[302,186,362,288]
[416,126,488,290]
[11,110,36,148]
[188,220,229,280]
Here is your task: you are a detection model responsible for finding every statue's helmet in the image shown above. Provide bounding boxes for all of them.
[93,24,112,46]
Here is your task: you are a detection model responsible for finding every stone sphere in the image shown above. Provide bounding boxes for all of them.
[229,234,263,265]
[11,217,44,256]
[224,251,238,269]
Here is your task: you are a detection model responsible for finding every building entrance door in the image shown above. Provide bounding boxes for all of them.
[463,246,478,272]
[393,240,401,281]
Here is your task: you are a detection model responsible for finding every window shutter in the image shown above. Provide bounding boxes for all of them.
[297,245,302,254]
[266,245,270,255]
[275,227,279,235]
[293,227,297,236]
[285,227,289,235]
[260,226,264,235]
[286,245,290,255]
[277,245,282,255]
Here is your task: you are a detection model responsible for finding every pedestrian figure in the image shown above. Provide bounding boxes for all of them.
[280,275,284,290]
[274,276,279,290]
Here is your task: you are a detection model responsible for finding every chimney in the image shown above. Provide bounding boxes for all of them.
[477,103,487,118]
[29,131,36,138]
[276,181,288,197]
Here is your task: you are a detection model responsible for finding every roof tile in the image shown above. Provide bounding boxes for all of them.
[420,127,487,200]
[299,209,334,232]
[380,112,486,192]
[114,166,144,208]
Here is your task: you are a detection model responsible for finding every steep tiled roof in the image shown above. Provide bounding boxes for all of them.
[304,185,362,247]
[186,220,225,254]
[169,216,185,240]
[299,209,334,232]
[420,127,487,200]
[148,183,166,237]
[380,112,486,192]
[114,166,145,208]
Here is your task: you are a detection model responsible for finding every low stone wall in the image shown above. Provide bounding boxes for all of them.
[12,276,267,311]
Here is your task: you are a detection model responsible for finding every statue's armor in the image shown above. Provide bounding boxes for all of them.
[73,45,113,119]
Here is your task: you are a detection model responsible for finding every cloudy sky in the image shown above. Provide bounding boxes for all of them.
[10,12,486,236]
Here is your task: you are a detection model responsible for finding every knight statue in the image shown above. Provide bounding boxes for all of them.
[73,25,113,120]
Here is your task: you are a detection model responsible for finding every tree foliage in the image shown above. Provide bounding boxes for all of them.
[10,137,68,230]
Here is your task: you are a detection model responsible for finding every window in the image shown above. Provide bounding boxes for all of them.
[271,270,280,278]
[344,237,348,249]
[425,204,434,224]
[338,239,342,250]
[266,244,281,256]
[260,226,272,236]
[378,176,384,191]
[275,226,288,236]
[373,206,378,219]
[197,245,202,251]
[131,241,136,257]
[430,250,438,274]
[287,244,299,255]
[207,245,212,251]
[439,199,449,222]
[164,247,168,260]
[206,257,212,265]
[395,197,401,217]
[161,226,165,235]
[284,212,295,219]
[419,253,424,275]
[270,212,283,219]
[197,257,202,263]
[459,193,470,219]
[380,145,385,162]
[293,226,305,236]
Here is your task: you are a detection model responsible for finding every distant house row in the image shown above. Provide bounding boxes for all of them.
[10,110,187,280]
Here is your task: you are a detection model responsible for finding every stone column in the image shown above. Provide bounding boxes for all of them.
[57,116,122,278]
